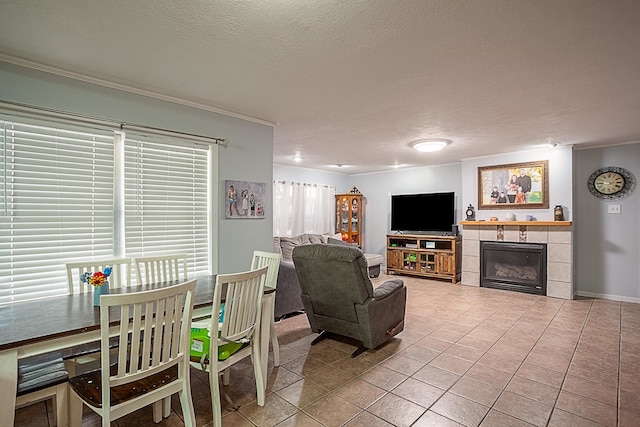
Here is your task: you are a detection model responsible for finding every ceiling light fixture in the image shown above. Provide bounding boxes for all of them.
[411,139,450,152]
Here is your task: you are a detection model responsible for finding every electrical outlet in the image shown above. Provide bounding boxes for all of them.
[608,204,621,214]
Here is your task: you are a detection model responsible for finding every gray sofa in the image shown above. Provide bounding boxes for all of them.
[272,233,384,320]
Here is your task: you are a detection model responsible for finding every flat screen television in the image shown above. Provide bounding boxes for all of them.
[390,192,455,234]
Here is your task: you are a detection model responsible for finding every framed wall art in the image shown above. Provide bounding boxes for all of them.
[225,180,266,219]
[477,160,549,209]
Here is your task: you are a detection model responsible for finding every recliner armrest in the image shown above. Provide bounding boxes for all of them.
[373,279,405,300]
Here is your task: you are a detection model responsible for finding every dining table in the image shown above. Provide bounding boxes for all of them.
[0,275,275,427]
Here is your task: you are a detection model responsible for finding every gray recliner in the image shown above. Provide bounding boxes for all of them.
[292,244,407,357]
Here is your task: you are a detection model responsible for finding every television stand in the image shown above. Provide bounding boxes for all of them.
[386,234,461,283]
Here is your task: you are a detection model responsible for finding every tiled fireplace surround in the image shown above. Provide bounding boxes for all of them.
[461,223,573,299]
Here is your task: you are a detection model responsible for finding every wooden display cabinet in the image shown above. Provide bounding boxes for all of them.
[386,234,461,283]
[335,192,363,246]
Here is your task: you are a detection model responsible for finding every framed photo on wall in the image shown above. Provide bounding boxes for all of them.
[225,180,266,219]
[477,160,549,209]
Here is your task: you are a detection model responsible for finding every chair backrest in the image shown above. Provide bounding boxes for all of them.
[211,266,269,361]
[250,250,281,290]
[65,257,132,294]
[292,244,373,323]
[134,253,188,285]
[99,279,197,415]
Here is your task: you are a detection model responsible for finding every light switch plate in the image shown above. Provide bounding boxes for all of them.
[608,204,621,214]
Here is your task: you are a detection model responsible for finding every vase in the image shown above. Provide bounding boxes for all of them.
[93,281,110,306]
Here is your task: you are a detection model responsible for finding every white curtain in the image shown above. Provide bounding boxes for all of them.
[273,181,335,237]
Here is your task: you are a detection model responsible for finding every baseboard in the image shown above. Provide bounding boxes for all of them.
[575,290,640,304]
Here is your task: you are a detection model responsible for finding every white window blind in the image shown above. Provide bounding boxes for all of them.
[0,120,114,304]
[124,137,210,279]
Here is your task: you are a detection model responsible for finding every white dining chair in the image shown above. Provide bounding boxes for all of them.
[65,257,132,294]
[133,253,188,285]
[68,279,197,427]
[190,266,269,427]
[15,353,69,427]
[64,257,133,375]
[251,251,281,367]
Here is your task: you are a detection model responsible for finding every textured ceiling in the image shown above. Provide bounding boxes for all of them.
[1,0,639,174]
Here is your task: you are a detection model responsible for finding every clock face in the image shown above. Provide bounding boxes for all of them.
[587,167,636,200]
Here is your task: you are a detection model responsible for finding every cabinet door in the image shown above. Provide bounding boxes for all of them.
[387,249,402,269]
[436,253,455,275]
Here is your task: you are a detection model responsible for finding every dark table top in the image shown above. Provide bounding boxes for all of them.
[0,275,234,352]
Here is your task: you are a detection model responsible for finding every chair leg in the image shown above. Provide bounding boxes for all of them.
[210,366,222,427]
[178,381,196,427]
[270,320,280,366]
[68,392,83,427]
[55,383,69,427]
[252,345,265,406]
[152,400,162,423]
[221,368,230,386]
[163,396,171,418]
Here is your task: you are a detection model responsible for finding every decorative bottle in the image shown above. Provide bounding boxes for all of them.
[554,205,564,221]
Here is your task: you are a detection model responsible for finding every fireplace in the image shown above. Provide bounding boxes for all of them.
[480,241,547,295]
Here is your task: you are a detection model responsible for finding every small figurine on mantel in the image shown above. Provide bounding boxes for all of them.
[348,186,362,194]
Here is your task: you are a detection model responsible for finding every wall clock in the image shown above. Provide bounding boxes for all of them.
[587,166,636,200]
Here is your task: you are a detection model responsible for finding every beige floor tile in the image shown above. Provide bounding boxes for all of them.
[443,342,486,362]
[449,376,503,407]
[399,344,441,364]
[430,392,490,426]
[464,364,513,389]
[303,394,362,427]
[275,378,329,409]
[334,378,387,409]
[412,364,461,390]
[305,364,355,391]
[367,393,426,426]
[493,391,553,427]
[515,362,564,389]
[504,375,560,406]
[412,410,463,426]
[480,409,536,426]
[546,408,601,427]
[342,410,393,426]
[429,352,474,375]
[561,374,617,406]
[238,393,299,426]
[391,377,446,408]
[358,365,408,391]
[275,411,325,427]
[379,353,426,376]
[555,390,617,426]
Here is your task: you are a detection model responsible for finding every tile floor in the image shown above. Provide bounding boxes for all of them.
[16,274,640,426]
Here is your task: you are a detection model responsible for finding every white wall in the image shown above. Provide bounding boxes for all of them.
[349,164,463,255]
[273,164,350,192]
[0,61,274,274]
[574,143,640,301]
[460,146,574,222]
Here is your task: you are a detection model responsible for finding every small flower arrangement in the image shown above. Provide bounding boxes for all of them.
[80,266,112,287]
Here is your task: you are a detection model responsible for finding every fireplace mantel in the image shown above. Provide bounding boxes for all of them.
[461,221,571,227]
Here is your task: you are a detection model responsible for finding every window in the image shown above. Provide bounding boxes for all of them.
[0,117,214,304]
[273,181,335,237]
[124,136,210,279]
[0,119,114,304]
